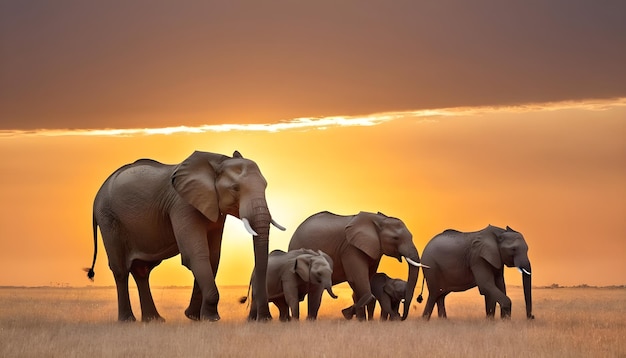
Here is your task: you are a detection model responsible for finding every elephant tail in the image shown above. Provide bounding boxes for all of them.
[239,274,253,307]
[83,213,98,281]
[416,276,425,304]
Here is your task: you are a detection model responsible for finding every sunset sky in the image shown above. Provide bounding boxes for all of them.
[1,1,625,289]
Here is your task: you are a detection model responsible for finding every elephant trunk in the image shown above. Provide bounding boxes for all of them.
[243,198,272,321]
[521,262,533,319]
[326,286,338,299]
[400,245,421,320]
[402,261,419,320]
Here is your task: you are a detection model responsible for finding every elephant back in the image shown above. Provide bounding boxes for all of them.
[288,212,350,255]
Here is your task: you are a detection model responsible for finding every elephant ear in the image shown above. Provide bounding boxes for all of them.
[171,151,226,222]
[318,250,334,268]
[292,255,311,282]
[345,212,382,260]
[471,234,502,269]
[383,280,396,298]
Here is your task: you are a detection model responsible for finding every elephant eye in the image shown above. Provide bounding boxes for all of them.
[230,184,240,192]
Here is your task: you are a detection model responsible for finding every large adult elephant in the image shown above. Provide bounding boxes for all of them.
[86,150,284,322]
[288,211,427,321]
[242,249,338,321]
[418,225,534,320]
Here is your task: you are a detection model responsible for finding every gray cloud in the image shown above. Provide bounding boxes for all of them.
[1,0,625,130]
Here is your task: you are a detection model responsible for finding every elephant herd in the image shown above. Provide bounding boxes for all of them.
[85,150,534,323]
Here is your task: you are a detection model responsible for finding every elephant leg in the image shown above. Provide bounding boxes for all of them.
[273,298,291,322]
[392,300,401,318]
[186,229,224,320]
[130,260,164,322]
[306,285,324,320]
[112,269,136,322]
[378,294,394,321]
[473,264,511,319]
[422,285,438,320]
[485,295,497,318]
[283,283,301,320]
[494,269,508,318]
[342,250,374,321]
[174,215,221,321]
[367,300,376,321]
[389,300,401,321]
[191,261,220,321]
[185,280,203,320]
[341,304,356,320]
[436,292,448,318]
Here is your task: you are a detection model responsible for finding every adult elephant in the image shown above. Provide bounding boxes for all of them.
[342,272,407,321]
[242,249,338,321]
[86,150,284,322]
[418,225,534,320]
[288,211,427,321]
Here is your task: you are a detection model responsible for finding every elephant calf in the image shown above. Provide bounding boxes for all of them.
[342,272,407,321]
[242,249,338,321]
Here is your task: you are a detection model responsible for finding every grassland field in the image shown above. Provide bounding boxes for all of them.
[0,284,624,357]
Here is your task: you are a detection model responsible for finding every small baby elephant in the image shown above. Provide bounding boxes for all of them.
[242,249,338,321]
[342,272,407,321]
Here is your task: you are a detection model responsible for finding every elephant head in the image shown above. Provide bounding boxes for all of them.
[294,250,338,299]
[345,212,425,320]
[384,278,408,305]
[171,150,285,320]
[473,225,533,319]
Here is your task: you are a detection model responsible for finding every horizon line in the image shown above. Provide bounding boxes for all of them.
[2,97,625,138]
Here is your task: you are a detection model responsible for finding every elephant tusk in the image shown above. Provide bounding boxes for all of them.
[270,219,286,231]
[241,218,258,236]
[406,257,430,269]
[519,268,532,276]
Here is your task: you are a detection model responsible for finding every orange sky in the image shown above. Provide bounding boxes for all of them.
[0,1,625,289]
[1,101,625,287]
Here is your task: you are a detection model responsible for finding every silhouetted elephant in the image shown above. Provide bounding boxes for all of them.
[288,211,427,321]
[87,151,284,322]
[418,225,533,320]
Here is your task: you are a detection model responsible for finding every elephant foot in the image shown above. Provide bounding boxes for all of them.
[142,315,165,323]
[185,308,201,321]
[341,307,355,320]
[203,314,221,322]
[198,303,221,322]
[118,313,137,322]
[184,299,203,320]
[256,313,272,322]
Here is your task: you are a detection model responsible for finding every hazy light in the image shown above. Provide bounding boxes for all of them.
[2,97,624,138]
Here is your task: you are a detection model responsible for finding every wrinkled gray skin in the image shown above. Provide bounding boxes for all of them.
[244,249,338,321]
[420,225,533,320]
[288,211,425,321]
[88,150,282,322]
[342,272,407,321]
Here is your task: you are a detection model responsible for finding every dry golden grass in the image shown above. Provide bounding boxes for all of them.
[0,284,624,357]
